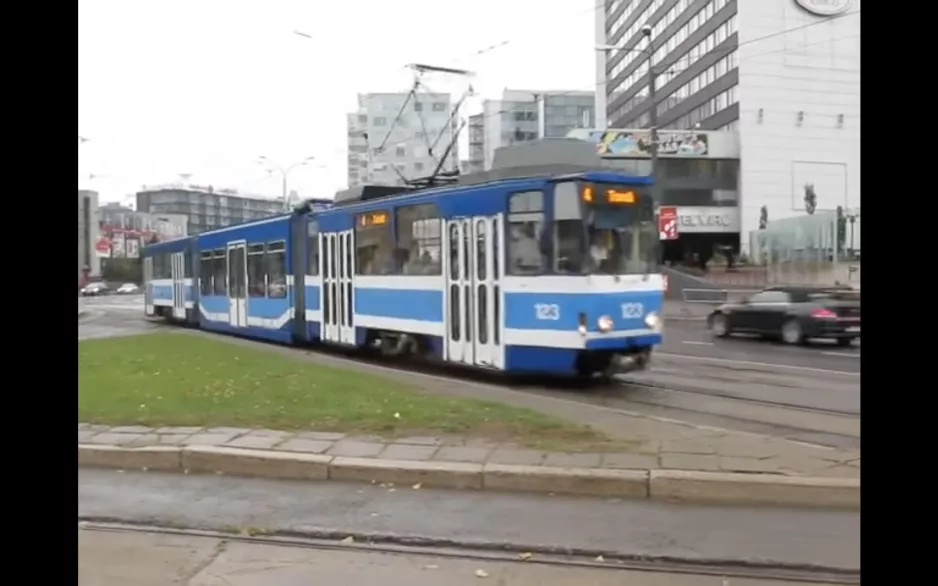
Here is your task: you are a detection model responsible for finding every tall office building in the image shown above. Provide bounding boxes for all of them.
[595,0,860,250]
[347,92,460,187]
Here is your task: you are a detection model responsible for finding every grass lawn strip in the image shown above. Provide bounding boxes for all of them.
[79,333,622,450]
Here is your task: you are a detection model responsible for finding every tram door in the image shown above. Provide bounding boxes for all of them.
[321,230,355,344]
[226,241,247,327]
[143,257,154,315]
[170,251,187,319]
[444,216,503,368]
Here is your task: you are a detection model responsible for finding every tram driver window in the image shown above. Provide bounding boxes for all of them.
[396,203,441,275]
[355,211,393,275]
[266,241,287,298]
[507,190,545,275]
[247,244,266,298]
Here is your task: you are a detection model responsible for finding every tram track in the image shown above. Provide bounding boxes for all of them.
[82,308,860,447]
[78,520,861,584]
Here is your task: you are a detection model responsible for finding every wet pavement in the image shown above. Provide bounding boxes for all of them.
[78,468,861,572]
[79,528,852,585]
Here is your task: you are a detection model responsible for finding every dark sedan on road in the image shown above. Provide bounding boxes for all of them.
[707,286,860,346]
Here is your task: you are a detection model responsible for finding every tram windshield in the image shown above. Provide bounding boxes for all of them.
[554,182,660,275]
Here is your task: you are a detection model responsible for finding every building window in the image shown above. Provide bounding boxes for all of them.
[432,102,447,112]
[395,145,406,157]
[414,102,423,111]
[373,117,387,126]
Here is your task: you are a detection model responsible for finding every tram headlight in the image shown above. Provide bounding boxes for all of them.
[597,315,614,333]
[644,312,661,330]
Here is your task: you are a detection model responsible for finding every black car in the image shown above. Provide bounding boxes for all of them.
[707,286,860,346]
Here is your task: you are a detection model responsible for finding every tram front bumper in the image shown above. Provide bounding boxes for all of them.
[606,350,652,374]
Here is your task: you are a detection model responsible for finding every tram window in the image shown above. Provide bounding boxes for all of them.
[450,284,460,341]
[396,203,441,275]
[477,284,487,344]
[449,223,459,280]
[199,252,213,295]
[554,181,585,274]
[213,249,227,295]
[493,285,500,345]
[184,253,193,277]
[493,217,500,278]
[355,210,394,275]
[476,220,486,280]
[247,244,266,298]
[266,241,287,298]
[507,190,545,275]
[307,222,319,276]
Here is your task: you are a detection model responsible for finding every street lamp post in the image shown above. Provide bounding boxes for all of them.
[597,24,659,201]
[258,156,316,211]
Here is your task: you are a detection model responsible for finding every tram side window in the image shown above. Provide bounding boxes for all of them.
[307,221,319,276]
[153,254,170,279]
[212,249,227,295]
[355,211,393,275]
[266,241,287,298]
[395,203,441,275]
[199,252,213,295]
[247,244,266,298]
[507,190,545,275]
[554,181,585,274]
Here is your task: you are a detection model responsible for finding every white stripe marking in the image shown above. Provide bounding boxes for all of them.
[821,351,861,358]
[656,352,859,377]
[681,341,713,346]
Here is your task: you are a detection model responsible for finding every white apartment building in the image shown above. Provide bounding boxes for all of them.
[473,89,595,171]
[595,0,860,252]
[347,92,459,187]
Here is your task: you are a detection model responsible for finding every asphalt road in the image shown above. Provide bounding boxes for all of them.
[660,319,860,375]
[79,527,854,585]
[78,469,861,573]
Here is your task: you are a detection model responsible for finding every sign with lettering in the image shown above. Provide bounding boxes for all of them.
[659,206,678,240]
[794,0,851,16]
[676,207,740,234]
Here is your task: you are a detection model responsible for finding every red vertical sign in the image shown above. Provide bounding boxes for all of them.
[659,206,678,240]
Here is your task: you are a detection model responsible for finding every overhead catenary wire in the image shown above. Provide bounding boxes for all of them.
[361,9,860,154]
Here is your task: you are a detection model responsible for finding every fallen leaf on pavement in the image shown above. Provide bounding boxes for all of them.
[412,483,422,490]
[341,536,354,544]
[474,569,489,578]
[518,552,532,560]
[423,564,439,570]
[594,555,605,562]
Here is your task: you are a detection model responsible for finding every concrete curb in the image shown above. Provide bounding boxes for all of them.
[78,444,860,510]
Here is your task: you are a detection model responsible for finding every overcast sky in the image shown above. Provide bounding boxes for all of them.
[78,0,599,204]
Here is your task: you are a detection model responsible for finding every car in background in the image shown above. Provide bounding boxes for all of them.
[116,283,140,295]
[80,282,110,297]
[707,286,860,346]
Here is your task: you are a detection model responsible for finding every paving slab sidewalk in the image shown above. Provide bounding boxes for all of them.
[79,419,860,509]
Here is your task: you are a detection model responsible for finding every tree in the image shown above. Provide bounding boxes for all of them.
[835,206,847,257]
[804,184,817,215]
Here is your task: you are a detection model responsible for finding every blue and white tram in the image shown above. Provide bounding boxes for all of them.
[142,169,664,377]
[311,171,663,377]
[141,236,198,323]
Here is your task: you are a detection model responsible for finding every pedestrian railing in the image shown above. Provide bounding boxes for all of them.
[681,288,760,304]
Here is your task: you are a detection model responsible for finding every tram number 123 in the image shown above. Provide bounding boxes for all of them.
[534,303,560,321]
